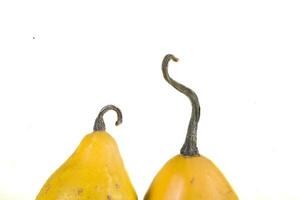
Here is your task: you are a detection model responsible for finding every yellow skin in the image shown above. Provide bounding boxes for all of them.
[36,131,137,200]
[144,155,238,200]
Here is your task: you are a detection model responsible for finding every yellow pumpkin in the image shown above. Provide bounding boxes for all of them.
[36,105,137,200]
[144,54,238,200]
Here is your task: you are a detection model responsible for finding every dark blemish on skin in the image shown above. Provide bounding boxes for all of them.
[226,189,233,195]
[77,188,83,195]
[115,183,120,189]
[44,183,50,194]
[33,36,35,39]
[190,177,195,184]
[107,194,112,200]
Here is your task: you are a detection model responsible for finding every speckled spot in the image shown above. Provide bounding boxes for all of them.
[190,177,195,184]
[77,188,83,195]
[107,194,112,200]
[44,183,51,194]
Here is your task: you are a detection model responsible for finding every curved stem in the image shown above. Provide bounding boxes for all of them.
[162,54,200,156]
[93,105,123,131]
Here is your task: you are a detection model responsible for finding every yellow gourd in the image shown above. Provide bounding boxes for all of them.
[144,55,238,200]
[36,105,137,200]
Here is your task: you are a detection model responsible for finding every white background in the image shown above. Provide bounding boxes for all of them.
[0,0,300,199]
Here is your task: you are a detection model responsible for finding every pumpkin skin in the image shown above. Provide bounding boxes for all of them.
[144,155,238,200]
